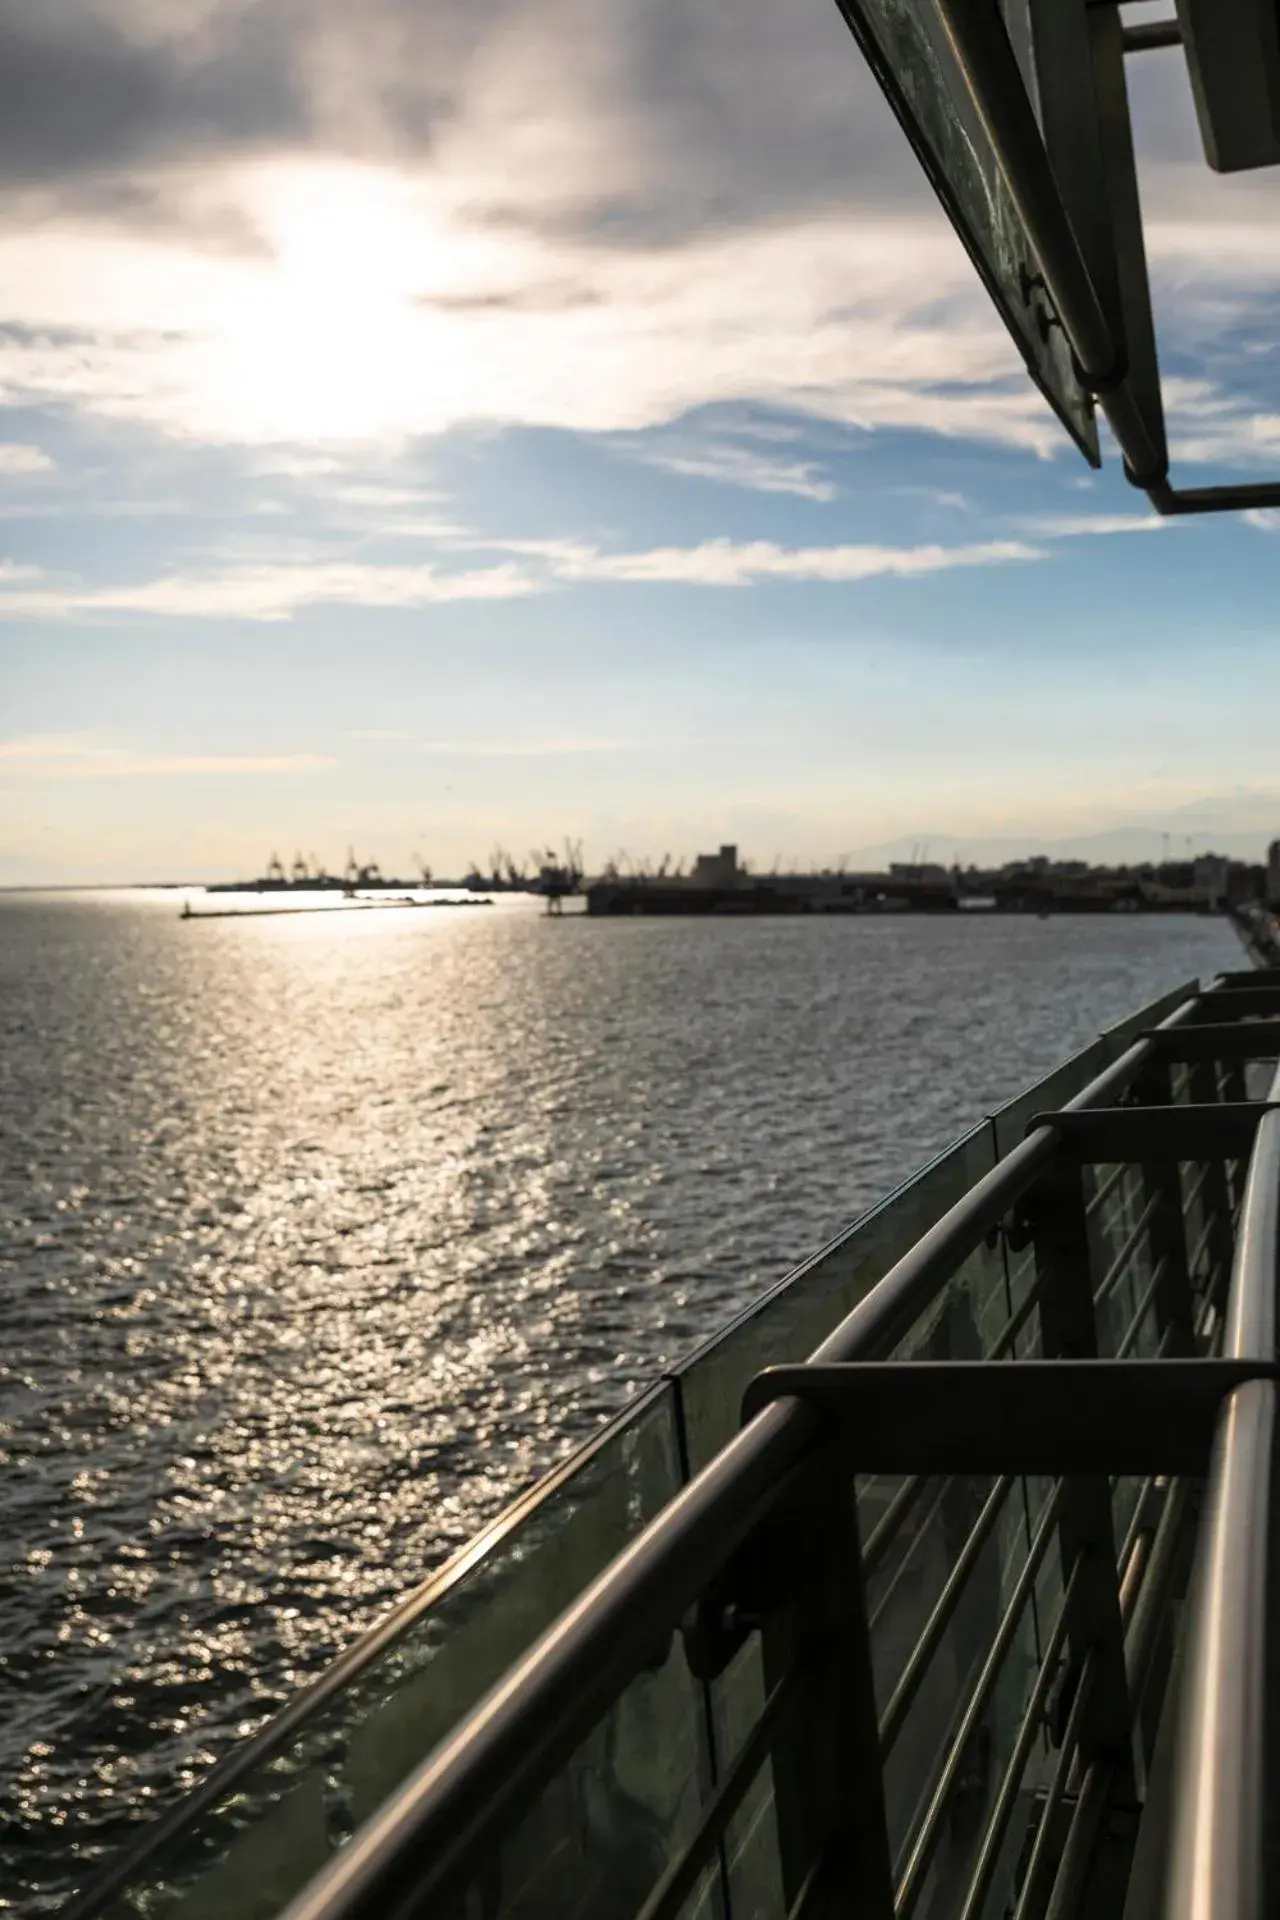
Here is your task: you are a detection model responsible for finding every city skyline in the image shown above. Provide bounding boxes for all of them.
[2,0,1279,885]
[6,814,1278,889]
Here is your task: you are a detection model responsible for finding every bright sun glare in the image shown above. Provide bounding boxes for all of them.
[214,165,474,442]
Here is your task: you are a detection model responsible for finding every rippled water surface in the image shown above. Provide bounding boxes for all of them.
[0,892,1240,1908]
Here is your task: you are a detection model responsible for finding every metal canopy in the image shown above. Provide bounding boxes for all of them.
[828,0,1101,463]
[1175,0,1280,172]
[828,0,1280,516]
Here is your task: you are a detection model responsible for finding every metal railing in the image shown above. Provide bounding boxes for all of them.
[243,974,1280,1920]
[1225,903,1280,971]
[1163,1056,1280,1920]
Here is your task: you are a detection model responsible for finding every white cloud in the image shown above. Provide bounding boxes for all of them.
[1144,170,1280,294]
[0,161,1062,458]
[0,733,83,760]
[0,734,333,777]
[624,439,837,500]
[0,559,543,621]
[250,452,346,478]
[342,729,627,755]
[0,535,1043,622]
[1244,508,1280,531]
[0,444,53,475]
[411,737,623,756]
[1172,417,1280,467]
[442,528,1043,587]
[1020,512,1162,537]
[553,536,1042,586]
[328,483,446,508]
[1155,378,1280,468]
[0,7,1274,488]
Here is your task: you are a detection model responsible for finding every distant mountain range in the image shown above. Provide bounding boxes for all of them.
[851,790,1280,868]
[851,829,1268,868]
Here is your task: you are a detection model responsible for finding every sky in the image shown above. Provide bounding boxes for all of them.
[1,0,1278,884]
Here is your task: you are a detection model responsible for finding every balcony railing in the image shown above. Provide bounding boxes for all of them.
[60,969,1280,1920]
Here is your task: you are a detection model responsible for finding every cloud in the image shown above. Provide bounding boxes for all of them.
[411,737,623,756]
[551,536,1042,586]
[1142,172,1280,295]
[1019,512,1162,537]
[1156,377,1280,469]
[0,442,52,474]
[0,183,1061,454]
[1244,508,1280,531]
[621,438,837,500]
[0,733,333,776]
[343,726,623,755]
[0,558,543,620]
[0,0,923,239]
[1172,415,1280,468]
[0,0,1271,477]
[0,3,305,194]
[0,732,84,760]
[327,482,447,509]
[0,534,1043,621]
[0,0,1066,463]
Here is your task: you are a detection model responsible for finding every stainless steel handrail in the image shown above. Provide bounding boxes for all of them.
[1163,1083,1280,1920]
[1164,1384,1274,1920]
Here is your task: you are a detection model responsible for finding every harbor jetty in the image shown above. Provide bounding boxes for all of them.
[180,896,492,921]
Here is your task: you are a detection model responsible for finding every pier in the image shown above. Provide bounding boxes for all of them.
[179,896,493,920]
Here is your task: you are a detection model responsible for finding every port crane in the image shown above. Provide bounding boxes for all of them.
[341,847,383,891]
[532,839,585,914]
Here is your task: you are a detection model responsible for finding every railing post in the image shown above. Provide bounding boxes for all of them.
[1132,1058,1197,1355]
[1186,1059,1238,1297]
[1028,1156,1138,1917]
[1218,1054,1249,1106]
[1209,1025,1252,1217]
[758,1454,895,1919]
